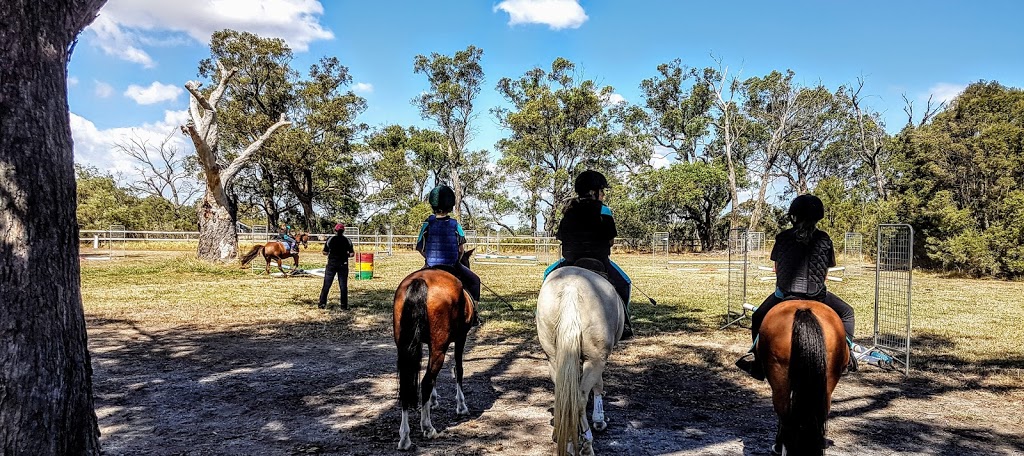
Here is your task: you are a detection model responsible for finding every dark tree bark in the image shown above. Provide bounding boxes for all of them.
[1,0,107,454]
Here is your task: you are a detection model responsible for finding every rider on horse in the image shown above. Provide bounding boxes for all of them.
[277,225,297,254]
[544,170,634,340]
[736,194,858,380]
[416,184,481,326]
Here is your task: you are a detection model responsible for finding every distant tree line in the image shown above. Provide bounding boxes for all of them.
[77,30,1024,277]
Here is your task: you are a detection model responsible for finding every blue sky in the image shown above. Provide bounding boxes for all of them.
[69,0,1024,178]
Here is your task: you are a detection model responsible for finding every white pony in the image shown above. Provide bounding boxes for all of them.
[536,266,625,456]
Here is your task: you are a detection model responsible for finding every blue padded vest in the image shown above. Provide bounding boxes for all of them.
[424,216,461,267]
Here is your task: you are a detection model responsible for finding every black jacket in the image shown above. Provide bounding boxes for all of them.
[556,198,616,262]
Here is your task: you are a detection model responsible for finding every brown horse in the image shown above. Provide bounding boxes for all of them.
[238,232,309,275]
[758,299,849,456]
[394,249,476,451]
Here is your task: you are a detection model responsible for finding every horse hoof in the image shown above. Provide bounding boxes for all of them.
[397,437,412,451]
[456,403,469,415]
[592,420,607,432]
[423,428,439,439]
[580,440,595,456]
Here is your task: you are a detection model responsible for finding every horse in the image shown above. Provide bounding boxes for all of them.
[394,249,477,451]
[536,265,624,456]
[238,232,309,275]
[758,299,849,456]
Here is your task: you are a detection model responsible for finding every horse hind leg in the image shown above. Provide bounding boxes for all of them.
[452,336,469,415]
[420,347,448,439]
[581,358,608,432]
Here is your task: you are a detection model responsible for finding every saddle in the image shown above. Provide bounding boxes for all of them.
[569,258,609,280]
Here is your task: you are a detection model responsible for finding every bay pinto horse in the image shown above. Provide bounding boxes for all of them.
[394,249,477,451]
[238,232,309,275]
[759,299,849,456]
[536,266,624,456]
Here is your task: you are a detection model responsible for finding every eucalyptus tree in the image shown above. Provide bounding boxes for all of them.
[1,0,106,452]
[183,30,291,261]
[413,45,485,219]
[703,62,751,229]
[774,85,851,195]
[742,70,803,230]
[847,77,893,200]
[632,59,715,163]
[273,56,367,230]
[494,57,621,232]
[630,162,731,251]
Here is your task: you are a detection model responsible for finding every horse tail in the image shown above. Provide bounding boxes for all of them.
[785,308,829,455]
[552,284,583,456]
[239,245,264,267]
[397,278,429,410]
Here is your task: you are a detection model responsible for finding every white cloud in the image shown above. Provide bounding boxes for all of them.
[650,145,673,169]
[94,81,114,98]
[605,92,626,106]
[68,76,80,87]
[925,82,966,105]
[87,0,334,66]
[494,0,588,30]
[71,110,192,178]
[352,82,374,94]
[124,81,183,105]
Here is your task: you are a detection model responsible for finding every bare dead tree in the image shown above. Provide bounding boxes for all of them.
[903,93,946,127]
[115,128,201,208]
[851,78,890,200]
[706,55,744,230]
[181,60,291,262]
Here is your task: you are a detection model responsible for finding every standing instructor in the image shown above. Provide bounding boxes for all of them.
[319,223,355,309]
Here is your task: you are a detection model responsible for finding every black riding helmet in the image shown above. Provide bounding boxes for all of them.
[788,194,825,222]
[574,170,610,196]
[428,185,456,212]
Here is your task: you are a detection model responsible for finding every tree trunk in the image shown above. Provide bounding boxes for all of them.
[447,142,463,219]
[197,191,238,262]
[748,153,779,230]
[1,1,105,454]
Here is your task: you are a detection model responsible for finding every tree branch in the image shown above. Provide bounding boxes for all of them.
[222,115,292,187]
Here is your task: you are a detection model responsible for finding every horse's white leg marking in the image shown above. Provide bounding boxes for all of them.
[591,394,606,432]
[429,386,439,409]
[454,382,469,415]
[398,409,412,450]
[420,404,438,439]
[581,358,608,431]
[580,426,595,456]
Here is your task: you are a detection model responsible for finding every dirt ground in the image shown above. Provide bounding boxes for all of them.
[90,318,1024,456]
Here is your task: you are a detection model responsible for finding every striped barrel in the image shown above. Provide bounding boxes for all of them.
[355,252,374,279]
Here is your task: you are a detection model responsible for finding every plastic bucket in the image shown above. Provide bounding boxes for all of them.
[355,252,374,279]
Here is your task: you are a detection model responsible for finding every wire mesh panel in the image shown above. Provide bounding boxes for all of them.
[652,232,669,255]
[874,224,913,374]
[347,226,360,250]
[844,232,864,276]
[108,224,126,256]
[534,230,553,261]
[721,228,750,328]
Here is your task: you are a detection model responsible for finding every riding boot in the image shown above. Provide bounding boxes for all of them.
[845,337,860,373]
[735,343,766,381]
[468,295,482,328]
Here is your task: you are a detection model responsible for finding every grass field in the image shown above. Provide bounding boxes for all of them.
[82,249,1024,376]
[80,249,1024,455]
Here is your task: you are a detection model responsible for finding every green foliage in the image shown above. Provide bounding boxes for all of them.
[76,165,198,231]
[616,162,730,251]
[494,57,624,231]
[891,81,1024,277]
